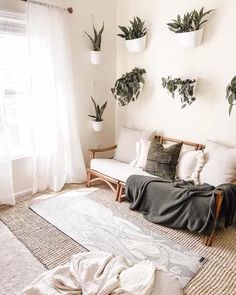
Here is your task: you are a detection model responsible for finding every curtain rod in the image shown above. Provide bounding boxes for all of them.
[20,0,73,14]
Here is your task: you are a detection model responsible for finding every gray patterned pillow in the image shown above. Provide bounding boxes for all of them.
[145,138,183,180]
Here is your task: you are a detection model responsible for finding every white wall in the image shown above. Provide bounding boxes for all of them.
[0,0,117,195]
[4,0,236,195]
[116,0,236,146]
[69,0,117,164]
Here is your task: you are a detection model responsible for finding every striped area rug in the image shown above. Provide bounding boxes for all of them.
[0,184,235,295]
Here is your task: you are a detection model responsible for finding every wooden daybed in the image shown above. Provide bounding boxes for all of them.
[87,135,224,247]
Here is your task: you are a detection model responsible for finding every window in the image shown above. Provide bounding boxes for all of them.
[0,11,32,158]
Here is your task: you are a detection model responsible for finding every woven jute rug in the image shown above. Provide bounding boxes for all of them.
[0,184,235,295]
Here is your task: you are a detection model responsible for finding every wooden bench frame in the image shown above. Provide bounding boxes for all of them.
[86,136,224,247]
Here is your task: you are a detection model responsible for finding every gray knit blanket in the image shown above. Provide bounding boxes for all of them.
[125,176,236,236]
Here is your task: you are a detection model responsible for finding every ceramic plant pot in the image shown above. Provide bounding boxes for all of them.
[92,120,104,132]
[90,51,102,65]
[125,35,147,53]
[175,28,204,48]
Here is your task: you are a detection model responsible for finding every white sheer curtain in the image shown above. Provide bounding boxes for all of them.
[0,126,15,206]
[27,1,86,194]
[0,12,26,206]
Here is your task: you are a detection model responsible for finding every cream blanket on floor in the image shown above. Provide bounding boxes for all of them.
[22,252,183,295]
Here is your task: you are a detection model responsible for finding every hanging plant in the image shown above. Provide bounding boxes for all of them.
[88,96,107,132]
[111,68,146,106]
[85,22,104,51]
[117,17,147,52]
[167,7,214,47]
[226,76,236,116]
[167,7,214,33]
[162,76,197,108]
[88,96,107,122]
[85,22,104,65]
[118,17,147,40]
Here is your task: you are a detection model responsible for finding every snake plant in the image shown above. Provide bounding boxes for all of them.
[85,22,104,51]
[118,17,147,40]
[167,7,214,33]
[88,97,107,122]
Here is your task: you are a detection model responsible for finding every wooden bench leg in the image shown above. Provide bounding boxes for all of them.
[115,183,121,202]
[118,185,125,203]
[204,236,213,247]
[86,171,92,187]
[203,191,223,247]
[118,185,122,203]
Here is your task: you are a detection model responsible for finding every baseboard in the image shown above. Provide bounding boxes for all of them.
[15,189,32,199]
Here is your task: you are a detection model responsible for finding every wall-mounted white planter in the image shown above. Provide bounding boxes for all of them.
[175,28,204,48]
[125,35,147,53]
[90,51,102,65]
[92,120,104,132]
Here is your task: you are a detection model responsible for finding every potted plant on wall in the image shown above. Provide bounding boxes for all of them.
[117,17,147,53]
[85,22,104,65]
[226,76,236,116]
[162,76,197,108]
[167,7,214,47]
[111,68,146,106]
[88,97,107,132]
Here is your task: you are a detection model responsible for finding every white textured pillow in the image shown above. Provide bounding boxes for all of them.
[200,141,236,187]
[129,141,141,167]
[135,139,151,169]
[177,150,205,184]
[114,126,155,164]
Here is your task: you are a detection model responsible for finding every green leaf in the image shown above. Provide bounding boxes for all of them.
[97,22,104,50]
[229,103,234,116]
[85,31,97,50]
[100,101,107,117]
[93,25,98,44]
[117,34,126,38]
[228,93,235,105]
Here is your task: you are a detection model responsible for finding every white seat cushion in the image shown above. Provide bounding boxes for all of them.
[91,159,156,183]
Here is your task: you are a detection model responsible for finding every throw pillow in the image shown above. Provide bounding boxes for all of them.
[114,126,155,164]
[129,141,141,167]
[200,140,236,186]
[145,138,183,180]
[135,139,151,169]
[177,150,205,184]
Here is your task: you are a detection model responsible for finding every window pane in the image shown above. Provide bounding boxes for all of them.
[0,21,32,158]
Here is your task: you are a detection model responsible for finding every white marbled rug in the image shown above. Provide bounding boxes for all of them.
[30,190,206,288]
[0,221,45,295]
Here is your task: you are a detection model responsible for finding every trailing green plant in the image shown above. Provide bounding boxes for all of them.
[111,68,146,106]
[117,17,147,40]
[85,22,104,51]
[226,76,236,116]
[88,97,107,122]
[162,76,196,108]
[167,7,214,33]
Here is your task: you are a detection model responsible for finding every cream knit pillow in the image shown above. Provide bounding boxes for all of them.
[177,150,205,184]
[200,141,236,186]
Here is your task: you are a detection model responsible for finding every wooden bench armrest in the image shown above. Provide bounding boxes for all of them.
[89,145,117,160]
